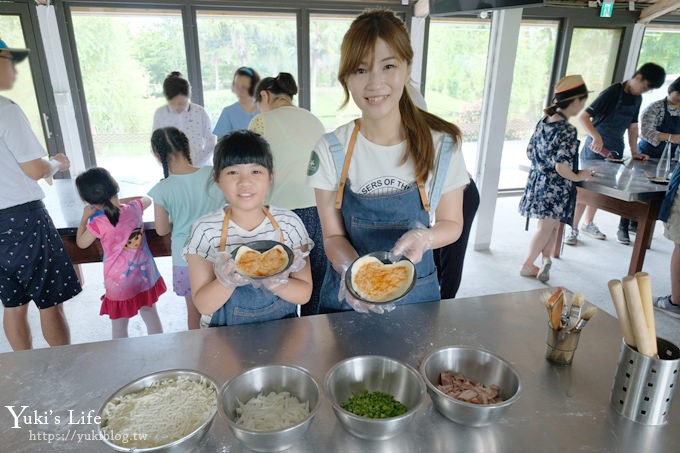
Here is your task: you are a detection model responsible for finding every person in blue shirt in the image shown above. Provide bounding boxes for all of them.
[213,67,260,138]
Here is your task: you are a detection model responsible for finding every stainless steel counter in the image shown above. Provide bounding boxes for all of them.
[1,289,678,452]
[580,158,668,202]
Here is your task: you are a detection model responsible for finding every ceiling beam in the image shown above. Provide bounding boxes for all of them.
[638,0,680,23]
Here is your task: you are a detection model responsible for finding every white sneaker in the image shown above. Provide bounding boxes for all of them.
[581,223,606,240]
[564,228,578,246]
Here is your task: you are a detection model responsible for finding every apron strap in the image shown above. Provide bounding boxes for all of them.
[219,207,283,252]
[427,134,455,213]
[324,132,346,182]
[335,120,361,209]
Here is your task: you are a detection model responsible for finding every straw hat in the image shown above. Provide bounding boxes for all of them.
[552,74,590,104]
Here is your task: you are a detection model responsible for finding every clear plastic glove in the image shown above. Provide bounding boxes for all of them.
[338,267,396,315]
[213,251,252,288]
[391,227,434,264]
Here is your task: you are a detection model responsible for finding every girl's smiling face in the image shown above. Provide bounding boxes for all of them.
[217,163,272,211]
[345,38,410,123]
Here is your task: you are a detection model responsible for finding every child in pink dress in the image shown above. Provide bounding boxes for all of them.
[75,167,165,338]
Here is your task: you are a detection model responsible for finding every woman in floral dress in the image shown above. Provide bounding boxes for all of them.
[519,75,595,282]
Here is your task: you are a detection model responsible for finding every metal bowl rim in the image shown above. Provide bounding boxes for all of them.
[231,240,295,280]
[96,368,218,452]
[419,346,522,409]
[324,355,426,422]
[219,364,321,434]
[344,252,416,305]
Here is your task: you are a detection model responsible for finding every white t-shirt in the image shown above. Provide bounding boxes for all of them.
[248,106,326,210]
[152,103,216,167]
[182,206,313,263]
[0,96,46,209]
[306,121,469,211]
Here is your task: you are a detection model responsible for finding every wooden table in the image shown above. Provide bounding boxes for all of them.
[554,159,668,275]
[42,179,171,265]
[1,289,679,452]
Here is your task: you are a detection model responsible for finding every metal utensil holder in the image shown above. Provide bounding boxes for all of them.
[610,338,680,425]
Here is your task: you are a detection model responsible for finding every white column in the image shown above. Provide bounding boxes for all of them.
[409,16,426,91]
[623,23,646,79]
[36,4,86,174]
[473,8,522,251]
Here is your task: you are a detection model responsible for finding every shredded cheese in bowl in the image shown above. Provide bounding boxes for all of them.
[236,391,310,431]
[101,375,217,449]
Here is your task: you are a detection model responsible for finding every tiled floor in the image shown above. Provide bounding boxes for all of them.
[0,196,677,353]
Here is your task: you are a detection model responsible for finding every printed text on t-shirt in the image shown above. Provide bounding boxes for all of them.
[359,177,412,195]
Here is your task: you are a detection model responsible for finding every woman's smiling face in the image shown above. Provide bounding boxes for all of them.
[345,38,409,122]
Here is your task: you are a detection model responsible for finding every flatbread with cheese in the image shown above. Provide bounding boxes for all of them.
[235,244,290,278]
[350,256,414,303]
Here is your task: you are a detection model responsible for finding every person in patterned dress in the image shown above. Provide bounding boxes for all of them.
[519,75,596,282]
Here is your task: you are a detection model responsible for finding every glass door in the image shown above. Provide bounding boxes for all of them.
[68,6,187,186]
[566,27,622,139]
[500,20,559,190]
[425,17,492,177]
[0,3,63,157]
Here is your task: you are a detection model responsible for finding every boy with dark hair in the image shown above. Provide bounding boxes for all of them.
[564,62,666,246]
[0,38,81,350]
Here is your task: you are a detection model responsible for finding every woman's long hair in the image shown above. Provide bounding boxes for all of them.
[338,9,462,183]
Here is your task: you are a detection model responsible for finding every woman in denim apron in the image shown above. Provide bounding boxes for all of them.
[308,10,468,314]
[184,131,313,327]
[638,76,680,158]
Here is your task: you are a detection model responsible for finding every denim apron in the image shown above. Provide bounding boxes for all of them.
[318,121,454,313]
[638,99,680,159]
[209,207,297,326]
[583,86,639,160]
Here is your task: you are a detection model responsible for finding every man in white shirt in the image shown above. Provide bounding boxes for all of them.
[0,39,81,350]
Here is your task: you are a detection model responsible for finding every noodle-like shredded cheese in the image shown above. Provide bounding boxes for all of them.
[235,391,310,431]
[102,376,216,448]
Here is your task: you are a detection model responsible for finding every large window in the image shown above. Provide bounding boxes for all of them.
[638,24,680,117]
[500,20,559,189]
[309,14,359,130]
[70,7,186,185]
[425,17,492,176]
[0,15,45,148]
[196,11,297,126]
[566,27,622,138]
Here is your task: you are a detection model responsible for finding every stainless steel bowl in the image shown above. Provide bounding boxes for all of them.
[231,240,294,279]
[419,346,521,427]
[97,369,218,452]
[325,355,426,440]
[345,251,416,305]
[219,365,320,452]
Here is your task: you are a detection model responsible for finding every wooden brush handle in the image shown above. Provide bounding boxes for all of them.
[622,276,656,357]
[608,279,636,347]
[635,272,657,356]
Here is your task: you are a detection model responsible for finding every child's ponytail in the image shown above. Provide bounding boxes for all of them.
[75,167,121,226]
[151,127,192,179]
[101,198,120,227]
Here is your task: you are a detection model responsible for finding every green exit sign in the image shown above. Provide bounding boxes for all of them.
[600,1,614,17]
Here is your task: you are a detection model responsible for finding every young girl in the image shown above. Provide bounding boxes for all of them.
[148,127,225,330]
[213,67,261,138]
[75,168,165,338]
[519,75,595,282]
[307,9,469,314]
[183,130,313,327]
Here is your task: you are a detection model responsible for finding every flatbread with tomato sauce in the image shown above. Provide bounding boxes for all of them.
[235,244,289,278]
[350,256,414,303]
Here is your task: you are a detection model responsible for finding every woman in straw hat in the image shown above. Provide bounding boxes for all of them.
[519,75,596,282]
